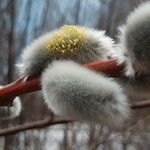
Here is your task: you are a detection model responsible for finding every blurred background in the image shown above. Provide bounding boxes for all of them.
[0,0,150,149]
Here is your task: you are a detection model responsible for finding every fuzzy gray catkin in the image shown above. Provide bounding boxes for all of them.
[122,2,150,75]
[117,2,150,102]
[19,25,115,76]
[42,60,130,129]
[19,25,130,128]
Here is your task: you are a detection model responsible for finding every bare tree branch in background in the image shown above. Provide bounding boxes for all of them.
[105,0,117,36]
[7,0,16,83]
[0,117,71,137]
[18,0,32,48]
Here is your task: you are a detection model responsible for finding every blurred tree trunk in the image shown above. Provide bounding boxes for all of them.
[7,0,16,83]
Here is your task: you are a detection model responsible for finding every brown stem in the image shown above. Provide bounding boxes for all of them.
[0,117,70,137]
[0,59,150,109]
[1,110,150,137]
[131,100,150,109]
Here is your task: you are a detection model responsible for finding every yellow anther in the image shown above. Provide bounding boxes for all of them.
[68,44,71,48]
[61,50,65,53]
[62,40,66,43]
[73,42,77,46]
[62,44,65,48]
[45,25,86,55]
[74,39,79,42]
[69,40,73,44]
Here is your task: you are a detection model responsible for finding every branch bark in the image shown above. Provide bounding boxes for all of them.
[0,59,149,136]
[0,109,149,137]
[0,59,123,106]
[0,59,150,109]
[0,117,71,137]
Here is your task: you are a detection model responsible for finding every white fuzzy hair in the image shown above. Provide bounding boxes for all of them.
[0,97,21,120]
[115,26,135,77]
[121,1,150,75]
[19,25,115,76]
[42,60,130,129]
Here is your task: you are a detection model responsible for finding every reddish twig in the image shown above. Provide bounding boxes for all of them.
[0,59,123,106]
[83,59,124,77]
[0,76,41,106]
[0,59,150,109]
[0,59,149,137]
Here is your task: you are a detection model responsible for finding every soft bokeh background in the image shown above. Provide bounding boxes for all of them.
[0,0,150,149]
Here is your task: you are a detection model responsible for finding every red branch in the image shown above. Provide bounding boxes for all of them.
[0,59,149,136]
[0,76,41,106]
[0,59,123,106]
[83,59,124,77]
[0,59,150,109]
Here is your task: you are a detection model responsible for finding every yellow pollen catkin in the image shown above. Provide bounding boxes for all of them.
[45,25,85,55]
